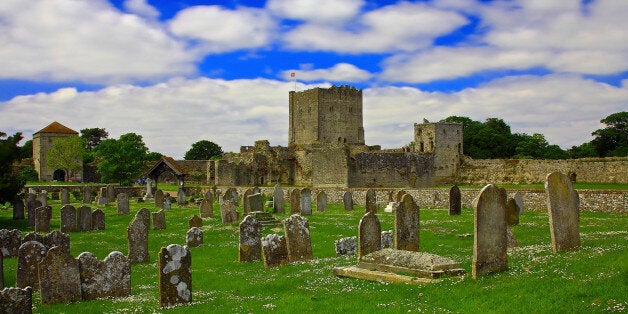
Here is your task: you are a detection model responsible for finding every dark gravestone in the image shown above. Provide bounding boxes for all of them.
[365,189,377,214]
[472,184,508,279]
[60,188,70,205]
[186,227,203,248]
[261,234,288,268]
[273,184,285,214]
[358,212,382,259]
[248,193,263,213]
[394,194,419,252]
[77,251,131,300]
[505,198,520,226]
[220,201,238,224]
[26,199,41,228]
[43,230,70,255]
[546,172,581,253]
[0,287,33,313]
[158,244,192,307]
[284,215,312,263]
[21,232,43,245]
[316,191,327,212]
[300,188,312,215]
[343,191,354,211]
[152,210,166,230]
[16,241,47,290]
[238,216,261,262]
[51,191,59,201]
[92,209,105,230]
[117,193,129,215]
[0,229,21,258]
[34,206,52,233]
[449,185,461,215]
[154,190,164,209]
[12,199,25,220]
[39,246,82,304]
[127,211,149,264]
[77,206,92,232]
[289,189,300,214]
[242,188,253,214]
[188,215,203,228]
[60,205,77,232]
[199,199,213,218]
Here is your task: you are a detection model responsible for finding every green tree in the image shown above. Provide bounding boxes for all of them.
[567,142,598,159]
[94,133,150,186]
[184,140,223,160]
[81,127,109,151]
[590,111,628,157]
[46,135,85,181]
[19,139,32,159]
[443,116,516,159]
[0,132,25,204]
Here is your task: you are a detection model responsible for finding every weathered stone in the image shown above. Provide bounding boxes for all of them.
[449,185,461,215]
[60,189,70,205]
[106,185,115,202]
[0,229,21,258]
[333,266,438,285]
[357,248,464,278]
[21,232,43,245]
[97,196,108,206]
[261,234,288,268]
[152,210,166,230]
[92,209,105,230]
[127,211,149,263]
[316,191,327,212]
[37,191,47,207]
[188,215,203,228]
[34,206,52,232]
[284,215,312,262]
[199,198,213,218]
[155,190,164,209]
[248,193,263,213]
[395,190,406,203]
[242,188,253,214]
[472,184,508,279]
[343,191,354,210]
[117,193,129,215]
[12,199,25,220]
[26,200,41,228]
[144,178,154,200]
[43,230,70,255]
[365,189,377,214]
[222,187,238,206]
[136,208,151,229]
[238,216,261,262]
[39,246,82,304]
[506,227,518,248]
[505,198,520,226]
[158,244,192,308]
[300,188,312,215]
[289,188,300,214]
[77,206,92,232]
[394,194,419,252]
[77,251,131,300]
[82,186,92,204]
[163,195,172,210]
[177,188,187,205]
[0,286,33,314]
[513,192,524,214]
[334,236,356,256]
[186,227,203,248]
[220,201,238,224]
[545,172,581,253]
[16,241,47,290]
[358,212,382,259]
[381,230,393,249]
[273,184,285,214]
[60,205,77,232]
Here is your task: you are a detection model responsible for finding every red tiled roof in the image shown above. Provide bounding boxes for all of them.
[34,121,78,135]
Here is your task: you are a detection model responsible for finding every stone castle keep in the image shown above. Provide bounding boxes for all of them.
[211,85,463,188]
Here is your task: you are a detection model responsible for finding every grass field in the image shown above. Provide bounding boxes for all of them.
[1,192,626,313]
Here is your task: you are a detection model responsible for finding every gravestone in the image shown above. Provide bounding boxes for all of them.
[189,215,203,228]
[284,215,312,262]
[395,194,419,252]
[545,172,581,253]
[204,190,213,201]
[220,201,238,224]
[568,171,577,183]
[77,251,131,300]
[316,191,327,212]
[273,184,285,213]
[37,191,47,207]
[26,192,36,203]
[222,187,238,206]
[358,212,382,259]
[77,206,92,232]
[127,211,149,263]
[395,190,406,203]
[0,229,21,258]
[152,210,166,230]
[12,199,25,220]
[449,185,461,215]
[238,216,261,262]
[60,189,70,205]
[0,287,32,313]
[334,236,357,256]
[163,195,172,210]
[106,185,115,202]
[505,198,520,226]
[289,189,300,214]
[51,191,59,201]
[186,227,203,248]
[242,188,253,214]
[300,188,312,215]
[16,241,47,290]
[177,188,186,205]
[252,186,261,194]
[22,232,43,245]
[381,230,393,249]
[261,234,288,268]
[43,230,70,254]
[39,246,82,304]
[513,192,524,214]
[199,198,213,218]
[82,186,92,204]
[472,184,508,279]
[248,193,263,213]
[136,208,151,229]
[35,206,52,232]
[117,193,129,215]
[365,189,377,214]
[97,195,107,206]
[26,199,41,228]
[343,191,354,211]
[0,254,3,289]
[154,190,164,209]
[144,178,154,200]
[92,209,105,230]
[158,244,192,307]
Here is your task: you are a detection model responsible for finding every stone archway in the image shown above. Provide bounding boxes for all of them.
[53,169,66,181]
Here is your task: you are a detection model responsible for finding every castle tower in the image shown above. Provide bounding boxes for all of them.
[32,121,82,181]
[414,121,463,179]
[289,85,365,146]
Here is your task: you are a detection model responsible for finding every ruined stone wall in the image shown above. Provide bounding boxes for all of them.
[348,152,434,188]
[311,146,349,187]
[414,122,463,180]
[458,157,628,184]
[176,160,209,183]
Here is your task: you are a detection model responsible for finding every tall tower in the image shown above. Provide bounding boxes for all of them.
[414,121,463,179]
[289,85,365,146]
[33,121,81,181]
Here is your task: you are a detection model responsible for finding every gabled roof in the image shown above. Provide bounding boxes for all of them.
[145,156,187,177]
[34,121,78,135]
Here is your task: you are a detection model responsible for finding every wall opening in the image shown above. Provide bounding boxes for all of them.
[53,169,66,181]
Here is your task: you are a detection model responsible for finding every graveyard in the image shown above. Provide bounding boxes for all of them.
[0,183,626,313]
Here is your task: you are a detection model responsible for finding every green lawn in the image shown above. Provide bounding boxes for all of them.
[1,193,626,313]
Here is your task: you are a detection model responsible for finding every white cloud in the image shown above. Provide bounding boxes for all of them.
[168,6,277,53]
[267,0,364,24]
[281,63,373,82]
[0,0,196,83]
[124,0,160,20]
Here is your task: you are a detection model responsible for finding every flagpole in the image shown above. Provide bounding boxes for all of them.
[290,72,296,91]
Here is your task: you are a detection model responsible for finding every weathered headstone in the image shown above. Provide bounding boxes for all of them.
[97,195,107,206]
[82,186,92,204]
[505,198,520,226]
[222,187,238,206]
[395,190,406,203]
[152,210,166,230]
[238,216,261,262]
[177,188,186,205]
[37,191,47,207]
[220,201,238,224]
[117,193,129,215]
[513,192,524,214]
[12,198,25,220]
[77,206,92,232]
[34,206,52,232]
[284,215,312,262]
[316,191,327,212]
[300,188,312,215]
[51,191,59,201]
[127,211,149,263]
[77,251,131,300]
[472,184,508,279]
[199,198,213,218]
[381,230,393,249]
[91,209,105,230]
[22,232,43,245]
[358,212,382,259]
[289,188,300,214]
[39,246,82,304]
[545,172,581,253]
[0,229,21,258]
[144,178,154,200]
[154,190,164,209]
[189,215,203,228]
[568,171,577,183]
[163,195,172,210]
[186,227,203,248]
[365,189,378,214]
[16,241,47,290]
[242,188,253,214]
[106,185,115,202]
[248,193,263,213]
[334,236,356,256]
[26,199,41,228]
[43,230,70,254]
[261,234,288,268]
[136,208,151,229]
[449,185,461,215]
[343,191,354,211]
[0,287,32,313]
[158,244,192,307]
[395,194,419,252]
[272,184,285,213]
[60,188,70,205]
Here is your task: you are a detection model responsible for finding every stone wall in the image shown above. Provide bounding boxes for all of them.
[348,152,434,188]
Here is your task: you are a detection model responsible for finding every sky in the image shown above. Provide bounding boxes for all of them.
[0,0,626,159]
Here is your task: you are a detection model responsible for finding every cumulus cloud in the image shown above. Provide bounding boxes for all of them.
[0,0,196,83]
[267,0,364,24]
[123,0,160,20]
[281,63,373,82]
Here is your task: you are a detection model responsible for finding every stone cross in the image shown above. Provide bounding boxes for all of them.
[316,191,327,212]
[365,189,378,214]
[39,246,82,304]
[17,241,47,290]
[289,188,300,214]
[152,210,166,230]
[472,184,508,279]
[449,185,461,215]
[77,206,92,232]
[238,216,261,262]
[358,212,382,259]
[77,251,131,300]
[545,172,581,253]
[92,209,105,230]
[284,215,312,262]
[343,191,354,211]
[394,194,419,252]
[127,211,149,263]
[273,184,285,214]
[261,234,288,268]
[300,188,312,215]
[117,193,129,215]
[186,227,203,248]
[158,244,192,307]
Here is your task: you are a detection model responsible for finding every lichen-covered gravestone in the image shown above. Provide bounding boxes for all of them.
[154,190,164,209]
[136,207,151,229]
[316,191,327,212]
[199,198,213,218]
[545,172,581,253]
[43,230,70,254]
[365,189,377,214]
[39,246,82,304]
[82,186,92,204]
[249,193,263,213]
[12,199,25,220]
[16,241,47,290]
[127,211,149,263]
[220,201,238,224]
[239,216,261,262]
[158,244,192,308]
[261,234,288,268]
[300,188,312,215]
[334,236,356,256]
[0,286,32,313]
[21,232,43,245]
[0,229,21,258]
[117,193,129,215]
[77,206,92,232]
[35,206,51,232]
[381,230,393,249]
[284,215,313,262]
[186,227,203,248]
[78,251,130,300]
[188,215,203,228]
[358,212,382,259]
[472,184,508,279]
[242,188,253,214]
[343,191,354,211]
[60,188,70,205]
[290,188,301,214]
[449,185,461,215]
[273,184,285,214]
[92,209,105,230]
[152,210,166,230]
[60,205,77,232]
[394,194,419,252]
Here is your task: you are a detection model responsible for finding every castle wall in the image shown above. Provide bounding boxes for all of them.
[414,122,463,180]
[348,152,435,188]
[311,147,349,187]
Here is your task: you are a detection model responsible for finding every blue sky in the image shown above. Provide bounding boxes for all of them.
[0,0,626,158]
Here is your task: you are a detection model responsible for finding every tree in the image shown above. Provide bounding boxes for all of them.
[94,133,150,186]
[46,135,85,181]
[81,128,109,151]
[184,140,223,160]
[19,139,32,159]
[591,111,628,157]
[0,132,25,204]
[567,142,598,159]
[443,116,516,159]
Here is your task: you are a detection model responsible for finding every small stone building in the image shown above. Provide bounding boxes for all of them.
[32,121,83,182]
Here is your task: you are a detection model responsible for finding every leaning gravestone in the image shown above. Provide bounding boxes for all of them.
[199,199,213,218]
[12,199,25,220]
[16,241,47,290]
[0,229,21,258]
[316,191,327,212]
[158,244,192,308]
[186,227,203,248]
[242,188,253,214]
[284,215,313,262]
[300,188,312,215]
[545,172,581,253]
[239,216,261,262]
[60,188,70,205]
[273,184,285,214]
[154,190,164,209]
[77,251,131,300]
[77,206,92,232]
[343,191,354,211]
[0,287,32,313]
[505,198,520,226]
[334,236,357,256]
[472,184,508,279]
[365,189,377,214]
[117,193,129,215]
[127,211,149,263]
[82,186,92,204]
[248,193,263,213]
[152,210,166,230]
[395,194,419,252]
[289,189,300,214]
[35,206,51,232]
[43,230,70,254]
[92,209,105,230]
[39,246,82,304]
[358,212,382,259]
[189,215,203,228]
[261,234,288,268]
[449,185,461,215]
[26,200,41,228]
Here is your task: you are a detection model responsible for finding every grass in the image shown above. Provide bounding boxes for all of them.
[1,192,626,313]
[439,183,628,190]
